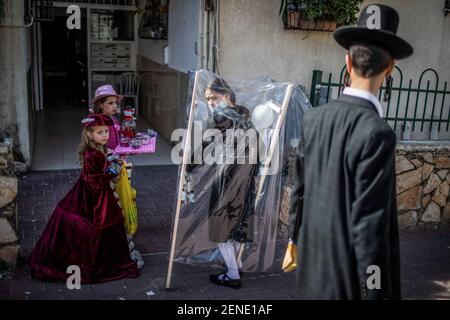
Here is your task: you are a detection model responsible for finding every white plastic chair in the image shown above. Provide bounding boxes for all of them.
[119,72,141,116]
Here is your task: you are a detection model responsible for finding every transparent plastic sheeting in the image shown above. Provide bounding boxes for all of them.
[170,70,311,272]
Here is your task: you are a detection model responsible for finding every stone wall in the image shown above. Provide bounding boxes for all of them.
[278,142,450,236]
[396,143,450,229]
[0,140,20,267]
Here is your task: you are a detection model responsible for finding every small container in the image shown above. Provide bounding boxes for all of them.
[120,137,129,147]
[131,139,141,149]
[147,129,157,138]
[136,134,149,144]
[122,111,136,139]
[148,136,156,152]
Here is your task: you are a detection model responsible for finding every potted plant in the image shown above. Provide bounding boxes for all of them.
[285,1,301,27]
[280,0,363,32]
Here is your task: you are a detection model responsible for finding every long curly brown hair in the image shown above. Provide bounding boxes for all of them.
[92,97,108,114]
[77,127,108,166]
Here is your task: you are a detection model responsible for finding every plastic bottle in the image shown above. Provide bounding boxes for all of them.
[122,109,136,139]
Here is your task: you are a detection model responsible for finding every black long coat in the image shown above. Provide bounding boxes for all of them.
[289,94,400,300]
[188,105,258,243]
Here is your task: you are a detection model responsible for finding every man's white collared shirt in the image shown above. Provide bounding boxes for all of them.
[343,87,383,118]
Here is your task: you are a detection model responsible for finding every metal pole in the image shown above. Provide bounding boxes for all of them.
[237,85,293,265]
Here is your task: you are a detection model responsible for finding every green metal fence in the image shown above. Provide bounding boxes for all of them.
[310,66,450,134]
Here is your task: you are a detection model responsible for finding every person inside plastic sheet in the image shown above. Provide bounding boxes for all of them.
[170,70,311,290]
[186,78,259,289]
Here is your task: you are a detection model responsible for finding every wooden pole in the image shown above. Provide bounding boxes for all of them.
[237,85,294,266]
[255,84,294,204]
[236,242,245,265]
[166,71,201,289]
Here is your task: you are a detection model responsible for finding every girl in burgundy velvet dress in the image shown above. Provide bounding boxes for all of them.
[30,114,139,283]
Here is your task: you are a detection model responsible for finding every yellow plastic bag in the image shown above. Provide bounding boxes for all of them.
[282,240,297,272]
[115,162,138,236]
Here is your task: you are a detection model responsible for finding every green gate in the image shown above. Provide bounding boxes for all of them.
[310,66,450,133]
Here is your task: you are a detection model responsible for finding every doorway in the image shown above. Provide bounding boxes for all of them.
[42,8,88,109]
[32,7,88,170]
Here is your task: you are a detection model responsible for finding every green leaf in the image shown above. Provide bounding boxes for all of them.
[280,0,363,26]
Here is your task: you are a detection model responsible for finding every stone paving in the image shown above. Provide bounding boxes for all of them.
[0,165,449,300]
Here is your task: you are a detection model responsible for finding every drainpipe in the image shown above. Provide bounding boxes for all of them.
[214,0,221,75]
[199,1,208,70]
[197,2,202,69]
[207,3,214,71]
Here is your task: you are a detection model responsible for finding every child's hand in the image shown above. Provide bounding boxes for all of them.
[107,152,120,163]
[106,162,121,176]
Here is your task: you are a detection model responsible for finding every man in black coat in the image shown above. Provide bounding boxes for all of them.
[288,4,413,299]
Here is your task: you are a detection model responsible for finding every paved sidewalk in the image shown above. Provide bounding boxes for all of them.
[0,165,449,300]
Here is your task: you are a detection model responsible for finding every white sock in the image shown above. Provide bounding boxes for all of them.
[218,242,240,280]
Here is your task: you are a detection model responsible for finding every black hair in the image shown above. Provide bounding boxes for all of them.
[205,78,236,105]
[349,43,393,78]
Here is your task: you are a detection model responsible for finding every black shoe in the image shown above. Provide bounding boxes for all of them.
[209,273,241,289]
[226,269,244,277]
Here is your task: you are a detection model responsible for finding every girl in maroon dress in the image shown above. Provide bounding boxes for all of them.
[90,85,145,268]
[91,85,122,150]
[30,114,139,283]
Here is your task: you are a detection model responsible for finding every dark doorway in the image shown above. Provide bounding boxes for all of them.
[32,7,88,171]
[41,7,88,109]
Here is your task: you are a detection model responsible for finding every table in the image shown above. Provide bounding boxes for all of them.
[114,133,157,156]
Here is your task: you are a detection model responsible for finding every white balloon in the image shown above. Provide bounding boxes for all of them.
[252,103,275,130]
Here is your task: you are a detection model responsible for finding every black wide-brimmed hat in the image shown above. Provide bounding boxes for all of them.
[333,4,413,60]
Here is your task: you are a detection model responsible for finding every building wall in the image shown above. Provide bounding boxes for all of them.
[219,0,450,89]
[138,0,450,143]
[137,56,188,143]
[0,0,31,164]
[218,0,450,140]
[137,0,167,66]
[138,38,167,65]
[167,0,201,73]
[137,0,198,143]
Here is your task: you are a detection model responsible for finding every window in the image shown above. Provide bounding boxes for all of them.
[138,0,169,40]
